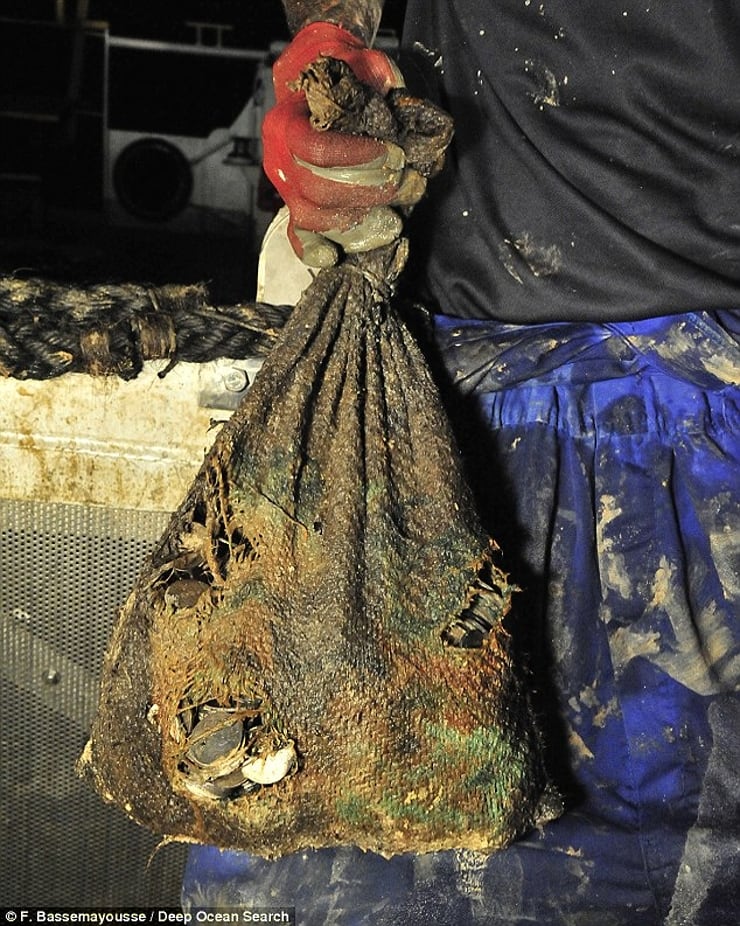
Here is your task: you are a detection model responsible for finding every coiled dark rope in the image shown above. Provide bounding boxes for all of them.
[0,275,291,380]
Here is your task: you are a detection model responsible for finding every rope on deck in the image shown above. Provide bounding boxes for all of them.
[0,275,291,380]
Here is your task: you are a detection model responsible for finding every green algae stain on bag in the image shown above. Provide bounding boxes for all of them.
[78,60,561,858]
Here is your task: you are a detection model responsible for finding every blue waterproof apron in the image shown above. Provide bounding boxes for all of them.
[182,309,739,925]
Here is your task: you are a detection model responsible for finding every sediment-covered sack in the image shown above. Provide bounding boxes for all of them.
[78,59,560,857]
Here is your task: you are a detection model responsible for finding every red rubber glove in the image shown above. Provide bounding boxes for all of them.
[262,22,424,266]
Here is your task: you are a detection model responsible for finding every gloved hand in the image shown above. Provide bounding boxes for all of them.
[262,22,426,267]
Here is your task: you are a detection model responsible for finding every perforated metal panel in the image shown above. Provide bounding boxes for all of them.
[0,497,189,906]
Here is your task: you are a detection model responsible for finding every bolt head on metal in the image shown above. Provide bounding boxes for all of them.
[223,368,249,393]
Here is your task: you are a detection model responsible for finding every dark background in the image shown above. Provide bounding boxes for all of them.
[0,0,408,44]
[0,1,407,302]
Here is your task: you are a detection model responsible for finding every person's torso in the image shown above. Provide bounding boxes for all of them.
[401,0,740,323]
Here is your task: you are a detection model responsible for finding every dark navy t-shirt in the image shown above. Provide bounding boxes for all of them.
[401,0,740,323]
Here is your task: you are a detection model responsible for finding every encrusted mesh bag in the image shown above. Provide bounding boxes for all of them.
[79,59,560,858]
